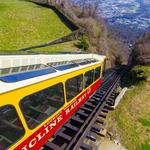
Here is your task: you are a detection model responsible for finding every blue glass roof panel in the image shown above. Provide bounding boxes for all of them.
[0,68,56,83]
[55,63,78,71]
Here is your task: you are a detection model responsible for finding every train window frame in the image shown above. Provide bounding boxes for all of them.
[84,69,94,89]
[94,66,101,81]
[20,82,65,129]
[0,105,25,149]
[65,74,83,102]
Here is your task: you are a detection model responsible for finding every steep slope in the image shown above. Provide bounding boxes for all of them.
[0,0,77,52]
[106,66,150,150]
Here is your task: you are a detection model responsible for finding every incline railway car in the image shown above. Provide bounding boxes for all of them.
[0,54,105,150]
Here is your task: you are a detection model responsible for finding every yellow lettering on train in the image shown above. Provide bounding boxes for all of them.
[29,138,37,148]
[49,120,57,130]
[65,108,70,115]
[21,114,63,150]
[44,125,50,134]
[37,132,46,141]
[57,114,63,122]
[78,97,82,103]
[22,145,28,150]
[87,88,91,94]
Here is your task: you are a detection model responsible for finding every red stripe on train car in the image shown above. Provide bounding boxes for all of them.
[14,79,102,150]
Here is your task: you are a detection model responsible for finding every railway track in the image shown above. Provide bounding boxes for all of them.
[42,67,126,150]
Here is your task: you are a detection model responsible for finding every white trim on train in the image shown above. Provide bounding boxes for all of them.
[0,54,105,94]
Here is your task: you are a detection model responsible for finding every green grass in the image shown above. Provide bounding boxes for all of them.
[140,144,150,150]
[108,66,150,150]
[130,66,150,80]
[0,0,78,52]
[137,143,150,150]
[139,118,150,127]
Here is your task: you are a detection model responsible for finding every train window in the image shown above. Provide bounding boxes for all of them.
[20,83,64,129]
[84,70,94,88]
[0,68,10,75]
[94,66,101,81]
[21,66,28,71]
[66,74,83,102]
[12,67,20,73]
[0,105,24,149]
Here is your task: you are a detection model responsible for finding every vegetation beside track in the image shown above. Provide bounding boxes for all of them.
[0,0,78,53]
[107,66,150,150]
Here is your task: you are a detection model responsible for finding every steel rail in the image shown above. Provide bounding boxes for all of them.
[67,73,122,150]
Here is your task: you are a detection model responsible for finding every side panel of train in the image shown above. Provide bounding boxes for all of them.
[0,63,104,150]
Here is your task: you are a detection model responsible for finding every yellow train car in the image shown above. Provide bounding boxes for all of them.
[0,54,105,150]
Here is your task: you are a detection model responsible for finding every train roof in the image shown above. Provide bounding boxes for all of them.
[0,54,105,94]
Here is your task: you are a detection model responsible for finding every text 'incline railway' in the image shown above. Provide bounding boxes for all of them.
[0,54,105,150]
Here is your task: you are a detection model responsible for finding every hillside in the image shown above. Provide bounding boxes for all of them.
[106,66,150,150]
[132,33,150,65]
[46,0,128,67]
[0,0,78,53]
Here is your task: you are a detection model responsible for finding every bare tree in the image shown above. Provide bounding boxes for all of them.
[131,33,150,65]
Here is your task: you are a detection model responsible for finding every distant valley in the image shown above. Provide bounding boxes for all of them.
[72,0,150,43]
